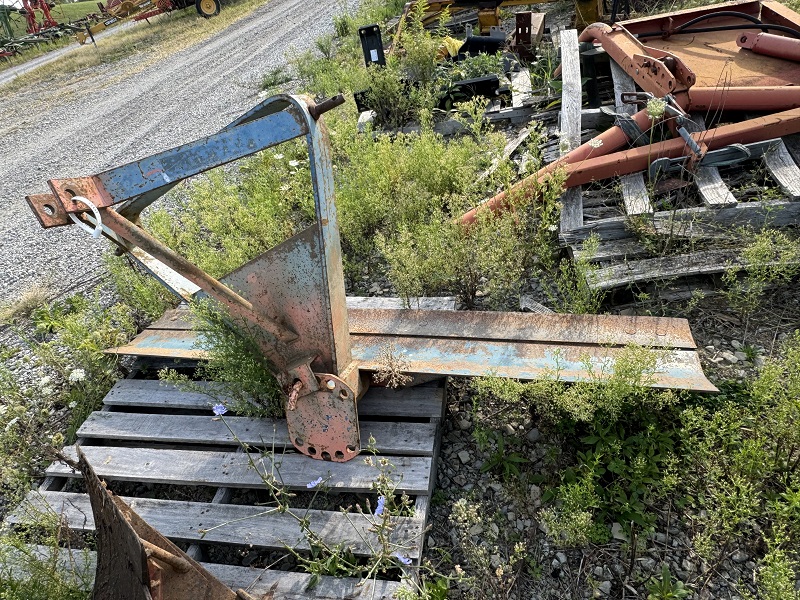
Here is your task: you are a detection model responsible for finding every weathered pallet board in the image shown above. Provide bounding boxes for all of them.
[620,173,653,216]
[77,412,437,456]
[510,68,533,109]
[570,237,650,263]
[590,248,743,291]
[685,115,737,208]
[46,446,433,495]
[558,29,584,233]
[5,545,403,599]
[102,379,446,419]
[11,367,444,597]
[560,200,800,245]
[763,139,800,200]
[13,492,422,558]
[609,60,654,217]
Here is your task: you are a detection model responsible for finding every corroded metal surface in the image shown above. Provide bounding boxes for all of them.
[580,0,800,111]
[352,336,716,392]
[348,309,699,349]
[737,30,800,62]
[348,309,716,393]
[462,107,800,222]
[77,448,238,600]
[285,374,360,462]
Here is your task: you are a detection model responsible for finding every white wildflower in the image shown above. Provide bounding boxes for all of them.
[589,138,604,149]
[41,386,54,396]
[646,97,666,120]
[273,153,284,160]
[288,160,300,168]
[39,376,52,388]
[68,368,86,383]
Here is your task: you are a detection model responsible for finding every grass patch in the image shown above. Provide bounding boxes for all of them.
[0,283,51,324]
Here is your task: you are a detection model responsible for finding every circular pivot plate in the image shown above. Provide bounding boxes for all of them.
[286,374,360,463]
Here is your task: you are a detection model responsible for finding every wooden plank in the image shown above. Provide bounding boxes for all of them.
[207,562,403,600]
[785,133,800,165]
[77,412,436,456]
[609,59,656,218]
[685,115,737,208]
[570,237,648,263]
[150,297,458,330]
[620,173,653,216]
[558,29,583,233]
[102,379,445,419]
[14,492,422,558]
[590,248,743,290]
[46,446,432,494]
[559,199,800,244]
[763,139,800,200]
[510,68,532,108]
[6,545,403,599]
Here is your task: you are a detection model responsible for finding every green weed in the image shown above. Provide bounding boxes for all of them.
[646,563,690,600]
[160,299,283,418]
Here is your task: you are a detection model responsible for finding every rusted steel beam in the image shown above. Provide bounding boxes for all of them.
[348,309,716,392]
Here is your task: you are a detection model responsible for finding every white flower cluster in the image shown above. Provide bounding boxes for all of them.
[68,368,86,383]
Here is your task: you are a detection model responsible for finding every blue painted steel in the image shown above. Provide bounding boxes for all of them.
[97,109,308,205]
[350,337,718,392]
[119,95,301,219]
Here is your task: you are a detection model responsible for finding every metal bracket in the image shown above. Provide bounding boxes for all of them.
[649,138,782,179]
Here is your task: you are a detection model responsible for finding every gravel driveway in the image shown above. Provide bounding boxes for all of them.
[0,0,351,302]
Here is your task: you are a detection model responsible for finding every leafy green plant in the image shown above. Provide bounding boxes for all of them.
[104,253,177,324]
[750,532,800,600]
[0,527,92,600]
[722,228,800,325]
[480,432,530,481]
[448,497,528,598]
[540,234,605,314]
[260,66,293,92]
[160,299,283,418]
[646,563,690,600]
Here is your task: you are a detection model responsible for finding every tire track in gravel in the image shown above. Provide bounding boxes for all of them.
[0,0,352,301]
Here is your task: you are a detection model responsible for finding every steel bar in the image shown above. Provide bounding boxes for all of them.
[43,107,309,217]
[348,309,699,349]
[99,208,299,376]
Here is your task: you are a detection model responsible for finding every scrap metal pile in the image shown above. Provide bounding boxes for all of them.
[460,0,800,221]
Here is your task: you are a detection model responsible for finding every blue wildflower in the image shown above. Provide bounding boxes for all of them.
[307,476,324,489]
[393,552,412,565]
[375,496,386,516]
[212,404,227,416]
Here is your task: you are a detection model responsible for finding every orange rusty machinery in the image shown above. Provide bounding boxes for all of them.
[461,0,800,224]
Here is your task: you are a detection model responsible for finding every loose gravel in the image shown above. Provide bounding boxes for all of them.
[0,0,356,303]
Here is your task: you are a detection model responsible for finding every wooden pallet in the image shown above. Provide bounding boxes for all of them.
[553,42,800,294]
[8,377,445,598]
